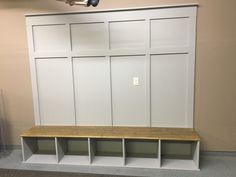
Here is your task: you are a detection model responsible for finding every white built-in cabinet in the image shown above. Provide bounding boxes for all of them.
[22,136,200,170]
[26,5,197,128]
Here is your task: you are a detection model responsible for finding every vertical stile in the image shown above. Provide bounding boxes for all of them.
[122,138,126,166]
[158,139,161,168]
[55,137,59,163]
[55,137,66,163]
[193,141,200,169]
[88,138,95,164]
[21,137,26,162]
[145,18,151,127]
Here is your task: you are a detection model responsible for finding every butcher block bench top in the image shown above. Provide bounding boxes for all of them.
[21,126,200,141]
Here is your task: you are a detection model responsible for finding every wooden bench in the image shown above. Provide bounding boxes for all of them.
[21,126,200,170]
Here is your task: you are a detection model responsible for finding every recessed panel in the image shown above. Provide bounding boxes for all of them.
[36,58,75,125]
[151,54,188,127]
[151,18,189,48]
[71,23,107,51]
[73,57,111,126]
[109,20,146,49]
[111,56,147,126]
[33,25,69,52]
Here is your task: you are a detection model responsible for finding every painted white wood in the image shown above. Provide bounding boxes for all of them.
[22,136,199,170]
[161,159,198,170]
[31,47,191,58]
[33,24,70,52]
[21,138,26,161]
[160,140,199,170]
[126,158,160,168]
[56,138,66,163]
[92,156,124,166]
[109,20,146,49]
[145,18,151,127]
[150,17,189,48]
[111,56,148,126]
[59,155,90,165]
[193,141,200,169]
[158,140,161,167]
[25,6,196,25]
[89,138,95,164]
[35,58,75,125]
[27,6,197,129]
[25,154,57,164]
[71,23,107,51]
[25,4,198,17]
[73,57,112,126]
[186,15,197,128]
[24,5,198,170]
[122,139,126,166]
[21,138,37,161]
[26,18,41,125]
[151,54,191,127]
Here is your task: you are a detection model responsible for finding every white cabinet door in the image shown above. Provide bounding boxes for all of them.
[36,58,75,125]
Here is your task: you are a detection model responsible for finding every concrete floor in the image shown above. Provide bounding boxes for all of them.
[0,150,235,177]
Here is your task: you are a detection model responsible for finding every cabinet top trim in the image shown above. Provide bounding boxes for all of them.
[21,126,200,141]
[25,3,198,17]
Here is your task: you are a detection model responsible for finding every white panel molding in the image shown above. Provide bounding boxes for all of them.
[145,17,151,127]
[35,58,75,125]
[26,6,197,128]
[25,4,198,17]
[73,57,112,126]
[111,55,148,126]
[26,18,41,125]
[186,15,197,128]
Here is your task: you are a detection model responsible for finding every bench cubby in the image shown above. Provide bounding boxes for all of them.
[125,139,160,168]
[21,137,57,164]
[161,140,200,170]
[56,138,90,165]
[21,126,200,170]
[90,138,124,166]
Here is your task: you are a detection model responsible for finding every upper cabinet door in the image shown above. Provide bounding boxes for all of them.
[35,58,75,125]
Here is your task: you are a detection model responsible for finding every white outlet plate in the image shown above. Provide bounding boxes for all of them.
[133,77,140,86]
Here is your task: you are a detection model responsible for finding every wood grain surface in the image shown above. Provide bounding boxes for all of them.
[21,126,200,141]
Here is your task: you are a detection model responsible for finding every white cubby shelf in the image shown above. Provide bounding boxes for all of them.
[21,126,200,170]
